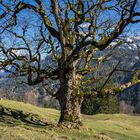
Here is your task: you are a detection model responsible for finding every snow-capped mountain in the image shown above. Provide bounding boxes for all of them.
[0,36,140,111]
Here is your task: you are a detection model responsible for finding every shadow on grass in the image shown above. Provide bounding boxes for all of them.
[0,105,53,128]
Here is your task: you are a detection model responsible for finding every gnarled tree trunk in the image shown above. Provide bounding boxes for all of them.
[57,60,83,127]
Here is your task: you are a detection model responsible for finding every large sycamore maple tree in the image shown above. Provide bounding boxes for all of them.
[0,0,140,127]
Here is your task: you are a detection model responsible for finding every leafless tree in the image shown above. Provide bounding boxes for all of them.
[0,0,140,127]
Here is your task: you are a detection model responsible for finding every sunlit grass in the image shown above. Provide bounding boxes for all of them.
[0,99,140,140]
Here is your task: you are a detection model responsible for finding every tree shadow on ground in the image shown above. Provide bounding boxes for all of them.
[0,105,53,128]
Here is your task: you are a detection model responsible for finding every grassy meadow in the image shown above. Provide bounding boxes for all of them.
[0,100,140,140]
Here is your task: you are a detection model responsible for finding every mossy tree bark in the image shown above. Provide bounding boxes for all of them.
[57,60,83,126]
[0,0,139,129]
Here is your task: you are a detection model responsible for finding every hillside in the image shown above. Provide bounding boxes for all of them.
[0,100,140,140]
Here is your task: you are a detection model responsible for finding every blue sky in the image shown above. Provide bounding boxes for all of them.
[0,0,140,45]
[0,0,140,75]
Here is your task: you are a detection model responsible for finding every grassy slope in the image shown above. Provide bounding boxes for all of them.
[0,100,140,140]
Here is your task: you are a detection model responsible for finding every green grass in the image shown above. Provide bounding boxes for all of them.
[0,99,140,140]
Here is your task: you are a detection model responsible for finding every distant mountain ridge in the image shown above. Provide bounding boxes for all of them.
[0,36,140,113]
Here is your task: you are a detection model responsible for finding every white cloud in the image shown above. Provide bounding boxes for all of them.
[12,49,27,56]
[79,23,90,28]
